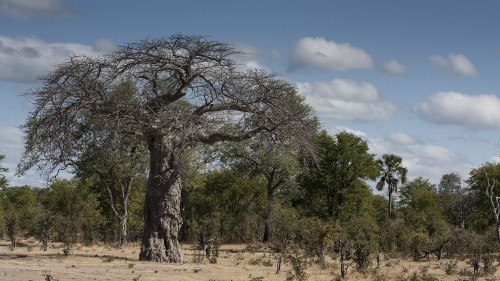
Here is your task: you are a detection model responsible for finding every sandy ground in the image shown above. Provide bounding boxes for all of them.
[0,240,497,281]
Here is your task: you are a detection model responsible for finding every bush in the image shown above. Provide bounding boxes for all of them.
[444,260,457,275]
[354,242,372,271]
[409,232,430,261]
[286,254,308,281]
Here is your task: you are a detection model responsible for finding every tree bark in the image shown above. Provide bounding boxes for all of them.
[119,206,128,246]
[388,187,393,219]
[497,222,500,242]
[139,138,183,262]
[263,178,274,243]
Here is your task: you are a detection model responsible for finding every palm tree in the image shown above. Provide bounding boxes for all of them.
[376,154,408,219]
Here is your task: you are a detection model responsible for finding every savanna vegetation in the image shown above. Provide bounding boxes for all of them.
[2,35,500,280]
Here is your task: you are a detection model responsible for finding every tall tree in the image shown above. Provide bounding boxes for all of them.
[398,177,449,259]
[297,131,380,219]
[17,34,315,262]
[376,154,408,219]
[438,173,475,229]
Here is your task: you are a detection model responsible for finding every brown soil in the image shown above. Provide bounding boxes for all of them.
[0,240,496,281]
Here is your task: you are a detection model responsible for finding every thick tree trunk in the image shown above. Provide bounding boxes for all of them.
[139,138,183,262]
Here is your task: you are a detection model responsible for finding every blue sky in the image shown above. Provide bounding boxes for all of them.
[1,0,500,187]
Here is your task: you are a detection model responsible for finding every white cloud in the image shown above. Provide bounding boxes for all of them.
[0,0,77,19]
[328,126,367,138]
[0,36,114,83]
[447,135,491,143]
[385,132,421,145]
[288,37,374,71]
[384,59,408,75]
[232,43,279,72]
[92,38,117,54]
[0,126,23,144]
[416,91,500,129]
[429,53,481,77]
[297,79,397,121]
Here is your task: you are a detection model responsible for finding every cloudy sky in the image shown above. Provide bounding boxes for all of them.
[0,0,499,187]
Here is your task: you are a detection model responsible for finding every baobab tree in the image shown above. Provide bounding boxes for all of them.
[17,34,316,262]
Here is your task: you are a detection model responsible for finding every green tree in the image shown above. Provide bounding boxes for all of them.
[438,173,475,229]
[18,34,315,262]
[399,177,449,259]
[1,185,38,248]
[0,152,7,188]
[219,126,318,242]
[400,178,446,233]
[185,169,265,242]
[376,154,408,219]
[468,162,500,240]
[31,188,55,251]
[45,179,103,247]
[467,162,500,235]
[338,187,381,270]
[0,152,8,238]
[75,110,149,246]
[297,131,379,219]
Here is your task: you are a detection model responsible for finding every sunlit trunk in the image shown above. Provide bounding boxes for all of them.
[139,137,183,262]
[119,206,128,246]
[496,222,500,242]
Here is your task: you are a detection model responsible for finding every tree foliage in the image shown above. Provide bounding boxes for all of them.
[438,173,475,229]
[296,131,379,219]
[376,154,408,219]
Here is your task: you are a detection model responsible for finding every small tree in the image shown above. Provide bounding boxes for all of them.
[1,186,39,248]
[45,179,103,248]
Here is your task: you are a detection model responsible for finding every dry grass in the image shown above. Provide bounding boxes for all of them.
[0,239,498,281]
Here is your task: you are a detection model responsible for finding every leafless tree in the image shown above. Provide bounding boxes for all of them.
[17,34,316,262]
